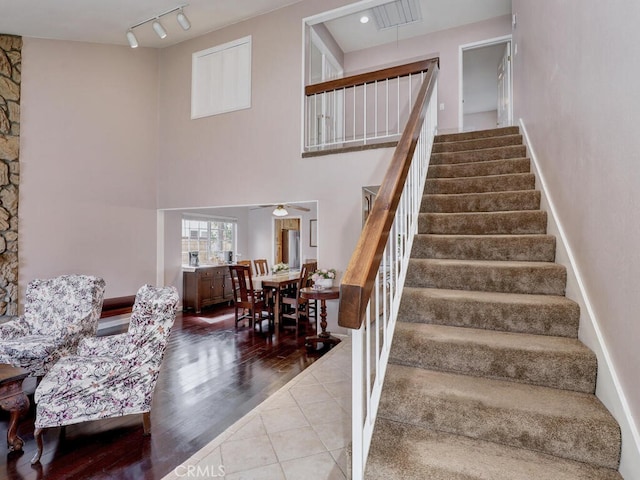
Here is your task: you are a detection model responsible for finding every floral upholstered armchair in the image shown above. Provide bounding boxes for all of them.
[0,274,106,377]
[31,284,179,464]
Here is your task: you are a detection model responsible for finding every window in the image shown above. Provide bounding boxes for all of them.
[191,36,252,119]
[181,217,237,265]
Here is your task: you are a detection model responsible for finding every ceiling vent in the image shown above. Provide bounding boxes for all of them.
[371,0,423,30]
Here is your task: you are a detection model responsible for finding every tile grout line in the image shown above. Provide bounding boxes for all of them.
[162,336,352,480]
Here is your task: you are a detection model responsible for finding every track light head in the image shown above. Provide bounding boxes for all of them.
[126,30,138,48]
[152,19,167,39]
[177,9,191,30]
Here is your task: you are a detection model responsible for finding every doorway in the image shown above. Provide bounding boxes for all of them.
[459,35,513,132]
[274,218,301,269]
[307,25,344,148]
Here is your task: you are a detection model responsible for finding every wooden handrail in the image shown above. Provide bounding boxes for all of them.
[338,58,439,330]
[305,57,439,96]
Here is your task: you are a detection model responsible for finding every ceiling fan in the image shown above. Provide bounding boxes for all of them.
[251,204,311,216]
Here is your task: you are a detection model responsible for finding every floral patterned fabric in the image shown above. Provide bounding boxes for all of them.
[34,284,179,429]
[0,275,106,377]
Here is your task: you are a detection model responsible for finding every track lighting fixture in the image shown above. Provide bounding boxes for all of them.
[126,4,191,48]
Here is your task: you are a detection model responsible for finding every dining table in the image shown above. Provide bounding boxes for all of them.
[253,271,301,327]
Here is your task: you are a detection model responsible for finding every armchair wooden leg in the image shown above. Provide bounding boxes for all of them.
[31,428,44,464]
[142,412,151,436]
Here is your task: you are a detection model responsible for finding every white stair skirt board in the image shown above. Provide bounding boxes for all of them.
[519,118,640,477]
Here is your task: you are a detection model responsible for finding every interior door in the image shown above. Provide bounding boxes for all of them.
[497,42,512,127]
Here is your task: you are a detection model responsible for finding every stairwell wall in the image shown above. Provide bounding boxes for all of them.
[513,1,640,476]
[155,0,393,334]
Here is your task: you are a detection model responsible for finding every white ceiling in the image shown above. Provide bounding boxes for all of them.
[323,0,511,53]
[0,0,510,51]
[0,0,306,48]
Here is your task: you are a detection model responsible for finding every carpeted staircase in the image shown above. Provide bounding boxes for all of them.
[365,127,623,479]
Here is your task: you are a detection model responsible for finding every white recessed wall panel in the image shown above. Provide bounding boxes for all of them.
[191,36,251,119]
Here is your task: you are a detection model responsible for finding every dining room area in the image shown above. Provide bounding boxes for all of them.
[161,200,343,338]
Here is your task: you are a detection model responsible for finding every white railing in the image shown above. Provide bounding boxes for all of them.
[304,60,435,151]
[337,59,438,479]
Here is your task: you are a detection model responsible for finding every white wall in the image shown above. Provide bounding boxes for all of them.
[463,110,497,131]
[16,0,511,338]
[156,0,392,333]
[162,206,249,300]
[512,1,640,475]
[20,38,159,298]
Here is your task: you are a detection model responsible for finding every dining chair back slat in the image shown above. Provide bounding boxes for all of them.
[254,259,269,276]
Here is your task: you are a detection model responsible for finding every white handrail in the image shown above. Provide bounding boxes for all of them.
[350,79,438,479]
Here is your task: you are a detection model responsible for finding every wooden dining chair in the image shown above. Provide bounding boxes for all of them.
[228,264,272,332]
[237,260,252,267]
[254,258,269,276]
[281,262,316,334]
[302,261,317,323]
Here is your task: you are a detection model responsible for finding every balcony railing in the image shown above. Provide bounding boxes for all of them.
[337,58,439,479]
[304,59,437,152]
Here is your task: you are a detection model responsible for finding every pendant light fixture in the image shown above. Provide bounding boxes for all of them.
[126,4,191,48]
[272,206,288,217]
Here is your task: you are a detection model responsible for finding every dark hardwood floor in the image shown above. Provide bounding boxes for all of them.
[0,304,326,480]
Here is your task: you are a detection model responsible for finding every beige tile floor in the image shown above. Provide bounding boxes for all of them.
[162,336,352,480]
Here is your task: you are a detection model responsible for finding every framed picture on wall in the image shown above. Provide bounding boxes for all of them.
[310,219,317,247]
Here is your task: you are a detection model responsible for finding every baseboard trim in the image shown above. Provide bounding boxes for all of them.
[519,118,640,476]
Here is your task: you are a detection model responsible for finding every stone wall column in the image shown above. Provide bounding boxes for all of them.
[0,35,20,317]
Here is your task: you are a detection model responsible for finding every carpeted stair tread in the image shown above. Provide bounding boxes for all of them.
[406,258,566,295]
[425,173,535,194]
[428,157,530,178]
[365,419,623,479]
[411,234,555,261]
[422,190,540,213]
[432,134,523,153]
[430,145,527,165]
[378,364,620,469]
[435,126,520,144]
[367,126,623,477]
[398,287,579,337]
[419,210,547,235]
[390,323,597,393]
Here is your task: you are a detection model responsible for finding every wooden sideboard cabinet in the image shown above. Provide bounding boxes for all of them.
[183,266,234,313]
